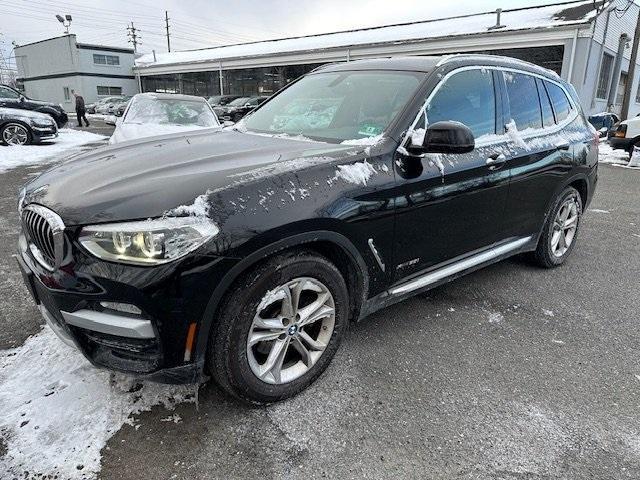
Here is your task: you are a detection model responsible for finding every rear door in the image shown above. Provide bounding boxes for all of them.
[391,67,511,281]
[499,71,575,239]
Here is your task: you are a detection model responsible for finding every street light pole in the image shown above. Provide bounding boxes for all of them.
[55,14,73,34]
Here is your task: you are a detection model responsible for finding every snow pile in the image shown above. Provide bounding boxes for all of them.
[0,328,195,479]
[0,128,105,173]
[335,160,377,186]
[505,120,528,150]
[341,134,383,146]
[136,1,596,68]
[598,141,640,168]
[165,190,212,217]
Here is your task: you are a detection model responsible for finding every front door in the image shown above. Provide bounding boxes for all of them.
[392,67,511,282]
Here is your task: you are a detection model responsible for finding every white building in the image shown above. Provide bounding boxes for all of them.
[134,0,640,119]
[15,35,138,111]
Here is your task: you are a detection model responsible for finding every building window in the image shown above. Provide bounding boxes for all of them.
[97,86,122,96]
[93,54,120,66]
[596,53,614,100]
[635,80,640,103]
[616,72,628,105]
[63,87,70,101]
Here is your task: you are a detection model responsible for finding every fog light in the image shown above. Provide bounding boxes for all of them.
[100,301,142,315]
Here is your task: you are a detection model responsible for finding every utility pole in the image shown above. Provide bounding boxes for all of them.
[621,8,640,119]
[607,33,629,112]
[165,11,171,52]
[127,22,140,53]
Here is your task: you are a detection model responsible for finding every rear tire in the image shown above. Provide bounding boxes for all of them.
[532,186,582,268]
[207,250,349,404]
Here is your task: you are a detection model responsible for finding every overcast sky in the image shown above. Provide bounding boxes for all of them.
[1,0,567,69]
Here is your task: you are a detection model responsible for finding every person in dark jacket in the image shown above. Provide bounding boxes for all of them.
[72,90,90,127]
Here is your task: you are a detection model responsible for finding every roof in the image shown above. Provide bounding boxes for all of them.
[136,92,208,102]
[136,0,603,70]
[14,34,133,54]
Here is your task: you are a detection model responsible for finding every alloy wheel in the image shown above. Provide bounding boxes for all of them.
[551,195,579,257]
[247,277,336,385]
[2,124,29,146]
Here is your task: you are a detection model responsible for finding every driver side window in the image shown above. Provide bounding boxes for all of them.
[426,69,497,138]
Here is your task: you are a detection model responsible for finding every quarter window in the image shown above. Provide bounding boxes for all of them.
[536,78,555,127]
[504,72,542,130]
[545,81,572,123]
[426,69,496,138]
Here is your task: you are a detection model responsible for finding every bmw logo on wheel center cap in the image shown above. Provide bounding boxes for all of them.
[287,324,298,336]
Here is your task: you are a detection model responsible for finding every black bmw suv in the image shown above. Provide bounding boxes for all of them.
[16,56,598,404]
[0,84,68,128]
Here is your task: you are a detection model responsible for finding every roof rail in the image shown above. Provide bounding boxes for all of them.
[436,53,560,78]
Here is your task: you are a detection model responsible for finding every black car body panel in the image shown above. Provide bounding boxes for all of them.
[0,107,58,144]
[17,55,597,383]
[0,84,68,128]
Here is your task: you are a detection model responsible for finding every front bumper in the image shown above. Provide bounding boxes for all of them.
[16,231,235,384]
[609,137,633,151]
[32,125,58,143]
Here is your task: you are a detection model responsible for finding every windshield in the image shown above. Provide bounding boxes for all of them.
[227,97,251,107]
[242,71,423,143]
[124,97,220,127]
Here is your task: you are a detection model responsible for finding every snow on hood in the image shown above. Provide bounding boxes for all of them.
[0,107,54,122]
[109,123,219,144]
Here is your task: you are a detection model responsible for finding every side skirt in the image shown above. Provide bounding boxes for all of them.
[359,236,534,319]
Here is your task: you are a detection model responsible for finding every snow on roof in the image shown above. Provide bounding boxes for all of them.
[136,0,602,69]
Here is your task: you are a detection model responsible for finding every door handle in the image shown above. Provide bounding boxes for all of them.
[556,142,570,151]
[486,153,507,170]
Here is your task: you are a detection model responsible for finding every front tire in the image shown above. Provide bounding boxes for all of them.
[208,250,349,404]
[532,186,582,268]
[1,122,32,146]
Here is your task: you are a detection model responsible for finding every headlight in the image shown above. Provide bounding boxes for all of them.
[17,187,26,215]
[79,217,219,266]
[32,120,54,128]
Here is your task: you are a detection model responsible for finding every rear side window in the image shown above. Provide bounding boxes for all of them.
[545,81,572,123]
[536,78,555,128]
[426,69,496,138]
[504,72,542,130]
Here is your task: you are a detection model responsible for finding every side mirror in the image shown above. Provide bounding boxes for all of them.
[105,116,117,126]
[19,95,26,103]
[408,121,475,155]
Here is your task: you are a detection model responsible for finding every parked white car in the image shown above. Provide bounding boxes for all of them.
[609,115,640,155]
[108,93,220,144]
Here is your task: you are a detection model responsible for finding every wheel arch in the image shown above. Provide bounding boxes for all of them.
[194,230,370,368]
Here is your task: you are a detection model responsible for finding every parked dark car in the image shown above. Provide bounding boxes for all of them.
[16,56,597,404]
[0,84,68,128]
[207,95,242,107]
[215,95,269,123]
[588,112,619,138]
[113,98,131,117]
[0,107,58,145]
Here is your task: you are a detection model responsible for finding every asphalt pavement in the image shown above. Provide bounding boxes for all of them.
[0,145,638,479]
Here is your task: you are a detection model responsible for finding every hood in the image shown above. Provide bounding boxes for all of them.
[0,107,54,122]
[24,129,355,226]
[108,123,215,145]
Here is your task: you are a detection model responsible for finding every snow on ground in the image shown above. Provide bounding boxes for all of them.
[0,327,196,479]
[0,128,106,173]
[598,141,640,168]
